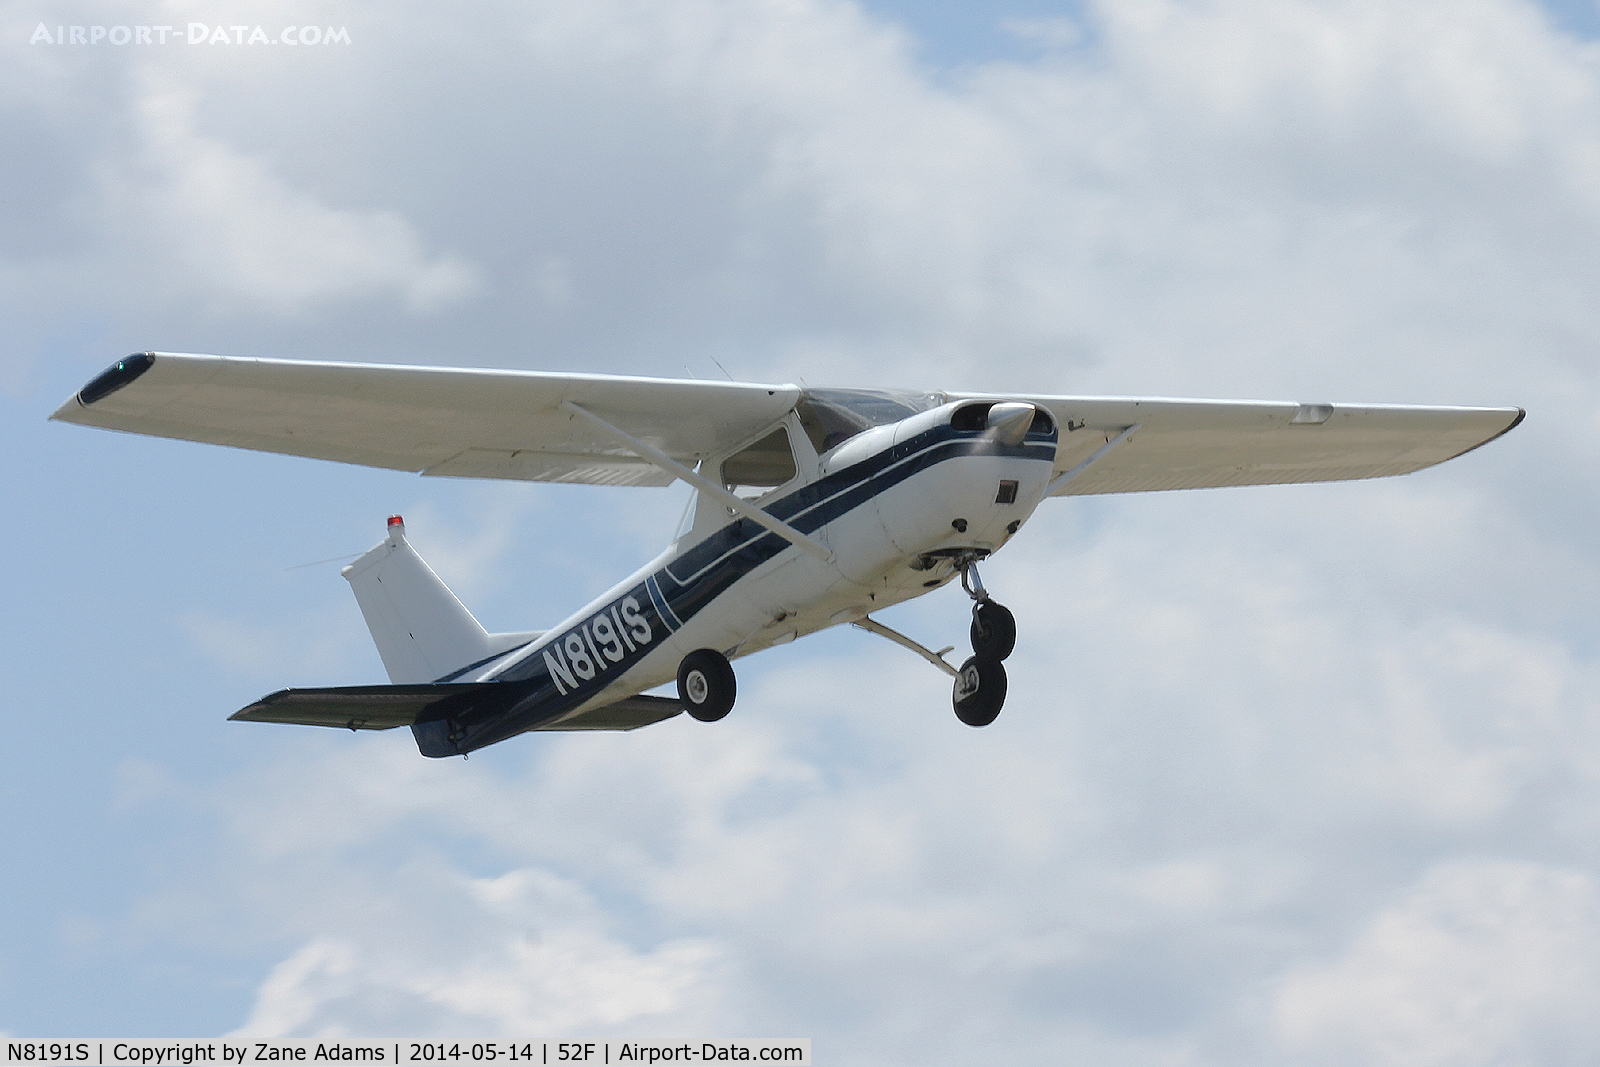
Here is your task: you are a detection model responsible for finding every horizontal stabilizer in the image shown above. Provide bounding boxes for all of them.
[530,694,684,731]
[230,684,682,733]
[229,682,514,730]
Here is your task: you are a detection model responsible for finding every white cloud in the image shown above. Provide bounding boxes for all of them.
[1274,861,1600,1067]
[229,878,725,1039]
[106,73,480,315]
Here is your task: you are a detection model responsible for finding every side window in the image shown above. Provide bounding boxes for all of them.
[722,426,798,499]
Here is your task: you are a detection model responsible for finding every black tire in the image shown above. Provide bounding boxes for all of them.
[952,655,1006,727]
[970,601,1016,661]
[677,648,737,722]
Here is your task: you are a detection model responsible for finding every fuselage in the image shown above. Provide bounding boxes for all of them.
[412,396,1059,756]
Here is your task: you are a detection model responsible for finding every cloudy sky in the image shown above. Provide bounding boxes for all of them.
[4,0,1600,1061]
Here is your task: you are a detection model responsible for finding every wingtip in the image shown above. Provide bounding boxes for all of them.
[1485,406,1526,444]
[1442,405,1525,463]
[77,353,157,406]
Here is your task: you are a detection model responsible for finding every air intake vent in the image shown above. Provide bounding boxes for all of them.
[952,403,994,431]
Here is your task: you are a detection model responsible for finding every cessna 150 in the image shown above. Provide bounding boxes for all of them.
[53,353,1521,757]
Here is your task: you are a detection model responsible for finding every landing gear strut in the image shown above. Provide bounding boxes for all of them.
[953,560,1012,727]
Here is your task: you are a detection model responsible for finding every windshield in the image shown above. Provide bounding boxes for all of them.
[795,388,945,455]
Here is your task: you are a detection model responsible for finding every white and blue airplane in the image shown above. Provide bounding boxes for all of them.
[53,353,1521,757]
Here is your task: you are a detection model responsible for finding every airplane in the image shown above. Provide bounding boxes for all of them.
[52,352,1522,757]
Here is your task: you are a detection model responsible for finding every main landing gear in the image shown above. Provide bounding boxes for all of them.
[678,648,737,722]
[952,560,1013,727]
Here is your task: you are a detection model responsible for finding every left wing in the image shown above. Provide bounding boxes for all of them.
[51,352,799,486]
[951,394,1523,495]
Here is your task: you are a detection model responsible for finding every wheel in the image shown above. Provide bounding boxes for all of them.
[677,648,737,722]
[970,601,1016,661]
[952,655,1006,727]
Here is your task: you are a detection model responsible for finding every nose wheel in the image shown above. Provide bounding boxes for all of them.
[970,601,1016,661]
[952,560,1013,726]
[953,654,1007,726]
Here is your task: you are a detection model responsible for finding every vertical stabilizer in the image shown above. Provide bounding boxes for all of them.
[342,516,494,684]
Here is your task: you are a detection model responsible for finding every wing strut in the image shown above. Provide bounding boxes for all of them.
[560,401,834,562]
[1046,423,1141,496]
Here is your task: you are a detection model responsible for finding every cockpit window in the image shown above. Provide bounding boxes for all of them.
[795,388,945,455]
[723,426,798,495]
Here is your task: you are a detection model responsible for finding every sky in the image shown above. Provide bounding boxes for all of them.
[4,0,1600,1061]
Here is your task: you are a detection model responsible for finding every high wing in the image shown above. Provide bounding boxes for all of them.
[53,353,1520,494]
[50,352,800,486]
[949,395,1524,496]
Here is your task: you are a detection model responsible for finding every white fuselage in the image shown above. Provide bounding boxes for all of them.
[431,399,1057,752]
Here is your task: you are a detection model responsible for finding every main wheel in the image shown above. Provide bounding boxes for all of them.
[970,601,1016,661]
[677,649,737,722]
[952,655,1006,727]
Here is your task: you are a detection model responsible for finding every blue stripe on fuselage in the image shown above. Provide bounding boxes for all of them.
[645,574,684,631]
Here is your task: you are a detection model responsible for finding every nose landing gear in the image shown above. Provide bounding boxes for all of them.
[850,558,1018,727]
[953,560,1012,727]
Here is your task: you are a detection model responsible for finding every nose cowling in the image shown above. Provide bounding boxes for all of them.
[985,402,1036,446]
[823,399,1058,584]
[864,400,1055,557]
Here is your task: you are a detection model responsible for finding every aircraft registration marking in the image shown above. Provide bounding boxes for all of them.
[542,595,654,696]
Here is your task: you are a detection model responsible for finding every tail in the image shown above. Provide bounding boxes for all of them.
[342,516,538,683]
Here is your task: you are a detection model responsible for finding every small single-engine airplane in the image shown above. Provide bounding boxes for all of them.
[53,353,1521,757]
